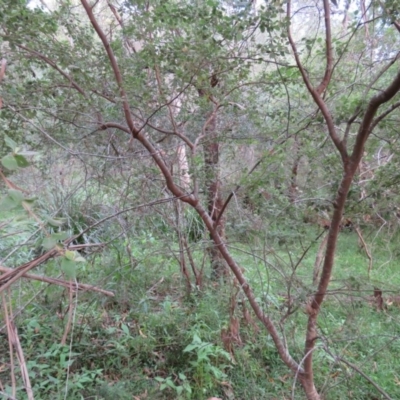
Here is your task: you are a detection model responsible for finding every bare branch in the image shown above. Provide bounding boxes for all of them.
[287,0,348,162]
[80,0,195,204]
[352,70,400,163]
[371,99,400,131]
[0,265,114,297]
[194,202,302,375]
[16,44,87,97]
[315,0,333,95]
[303,68,400,397]
[362,52,400,99]
[336,357,392,400]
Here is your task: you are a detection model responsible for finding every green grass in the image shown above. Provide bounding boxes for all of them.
[2,216,400,399]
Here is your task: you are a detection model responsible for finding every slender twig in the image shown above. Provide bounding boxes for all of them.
[16,44,86,97]
[0,265,114,297]
[354,226,373,275]
[11,322,34,400]
[371,100,400,131]
[337,357,392,400]
[213,157,264,229]
[2,293,16,399]
[287,0,347,162]
[61,282,74,345]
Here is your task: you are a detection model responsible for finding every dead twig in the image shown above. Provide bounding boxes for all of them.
[11,323,34,400]
[0,265,114,297]
[354,226,373,275]
[337,357,392,400]
[61,281,74,345]
[313,232,329,285]
[2,292,16,399]
[2,292,34,400]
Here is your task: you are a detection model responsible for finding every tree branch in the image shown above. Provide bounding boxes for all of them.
[352,70,400,163]
[0,265,114,297]
[80,0,195,204]
[286,0,348,162]
[16,44,87,97]
[370,99,400,131]
[315,0,333,95]
[303,66,400,397]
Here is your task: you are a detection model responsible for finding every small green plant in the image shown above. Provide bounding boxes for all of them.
[155,372,192,399]
[25,343,103,397]
[154,332,232,399]
[184,332,232,397]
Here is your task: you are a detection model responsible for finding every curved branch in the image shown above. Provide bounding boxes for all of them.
[80,0,195,204]
[352,70,400,163]
[213,157,264,229]
[194,202,302,376]
[362,52,400,99]
[80,0,302,380]
[286,0,348,162]
[370,99,400,131]
[303,67,400,398]
[336,357,392,400]
[16,44,87,97]
[315,0,333,95]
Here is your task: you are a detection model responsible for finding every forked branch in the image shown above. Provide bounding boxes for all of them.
[286,0,347,162]
[80,0,301,379]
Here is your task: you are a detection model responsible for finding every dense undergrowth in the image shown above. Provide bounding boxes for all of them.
[2,209,400,400]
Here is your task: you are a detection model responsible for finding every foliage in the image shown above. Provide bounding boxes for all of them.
[1,0,400,399]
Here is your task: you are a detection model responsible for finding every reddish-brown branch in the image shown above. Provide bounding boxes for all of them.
[286,0,347,163]
[81,0,195,205]
[315,0,333,95]
[0,248,60,294]
[304,69,400,396]
[81,0,301,385]
[354,226,373,275]
[371,99,400,131]
[194,202,302,374]
[16,44,86,96]
[351,71,400,164]
[0,265,114,297]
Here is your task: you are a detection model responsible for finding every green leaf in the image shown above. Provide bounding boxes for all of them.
[74,255,86,262]
[14,154,29,168]
[61,258,77,279]
[46,217,67,227]
[166,380,176,389]
[52,232,69,241]
[42,237,57,250]
[183,344,197,353]
[0,195,19,211]
[121,324,130,335]
[8,189,24,203]
[4,136,17,150]
[1,155,19,170]
[65,250,76,261]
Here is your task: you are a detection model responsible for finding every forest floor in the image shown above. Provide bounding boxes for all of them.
[1,215,400,400]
